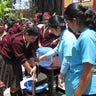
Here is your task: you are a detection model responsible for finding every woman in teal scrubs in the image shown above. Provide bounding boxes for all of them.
[64,3,96,96]
[37,15,76,91]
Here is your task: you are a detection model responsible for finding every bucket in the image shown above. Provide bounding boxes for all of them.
[24,80,48,93]
[36,47,52,67]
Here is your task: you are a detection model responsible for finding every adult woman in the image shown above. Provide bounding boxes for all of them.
[64,3,96,96]
[0,25,39,96]
[37,15,76,90]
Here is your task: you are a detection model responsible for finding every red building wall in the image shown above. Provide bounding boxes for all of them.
[93,0,96,11]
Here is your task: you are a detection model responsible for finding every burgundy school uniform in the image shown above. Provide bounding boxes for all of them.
[1,33,34,64]
[38,25,59,48]
[0,33,34,87]
[7,23,22,36]
[0,33,9,51]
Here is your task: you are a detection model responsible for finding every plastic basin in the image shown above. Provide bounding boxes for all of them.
[24,80,48,93]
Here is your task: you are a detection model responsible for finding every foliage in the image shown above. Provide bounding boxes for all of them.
[18,12,24,19]
[0,0,15,18]
[4,7,16,18]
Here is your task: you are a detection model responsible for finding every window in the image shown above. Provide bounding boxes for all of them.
[73,0,80,3]
[73,0,90,2]
[82,0,90,2]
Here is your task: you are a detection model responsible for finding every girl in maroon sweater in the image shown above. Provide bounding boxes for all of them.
[0,25,39,96]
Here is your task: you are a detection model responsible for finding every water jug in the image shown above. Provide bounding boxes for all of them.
[36,47,52,67]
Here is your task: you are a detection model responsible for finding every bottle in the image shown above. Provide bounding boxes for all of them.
[36,47,52,67]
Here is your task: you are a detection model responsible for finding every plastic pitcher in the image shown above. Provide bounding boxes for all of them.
[36,47,52,67]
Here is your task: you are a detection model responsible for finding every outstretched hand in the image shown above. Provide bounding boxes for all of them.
[36,55,45,62]
[35,57,41,62]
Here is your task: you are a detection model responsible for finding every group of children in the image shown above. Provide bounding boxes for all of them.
[0,3,96,96]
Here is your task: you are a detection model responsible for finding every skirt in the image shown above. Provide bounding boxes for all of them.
[0,54,23,89]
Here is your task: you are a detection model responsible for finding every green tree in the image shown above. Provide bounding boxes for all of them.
[0,0,12,17]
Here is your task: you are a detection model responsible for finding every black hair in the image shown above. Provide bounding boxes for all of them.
[0,19,5,26]
[48,15,66,31]
[6,19,14,31]
[37,14,42,22]
[64,3,96,31]
[23,25,40,36]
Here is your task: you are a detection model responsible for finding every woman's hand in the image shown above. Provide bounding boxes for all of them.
[36,55,46,62]
[58,74,64,88]
[36,57,41,62]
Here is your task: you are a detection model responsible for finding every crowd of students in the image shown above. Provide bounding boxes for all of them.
[0,2,96,96]
[0,12,60,96]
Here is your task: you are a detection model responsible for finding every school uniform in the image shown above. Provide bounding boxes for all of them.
[38,25,59,48]
[0,33,34,89]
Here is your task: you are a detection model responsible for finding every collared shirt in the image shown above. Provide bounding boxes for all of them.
[65,27,96,96]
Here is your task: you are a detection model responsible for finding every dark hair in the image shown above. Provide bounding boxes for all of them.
[48,15,66,31]
[6,19,14,29]
[24,25,40,36]
[0,19,5,26]
[64,3,96,31]
[36,13,42,22]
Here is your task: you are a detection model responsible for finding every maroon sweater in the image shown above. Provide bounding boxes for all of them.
[38,26,59,48]
[0,34,8,50]
[7,23,22,36]
[0,33,34,64]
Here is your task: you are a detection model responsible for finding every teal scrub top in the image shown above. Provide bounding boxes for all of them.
[46,29,76,74]
[57,29,76,74]
[64,27,96,96]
